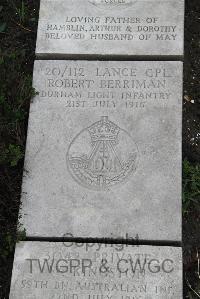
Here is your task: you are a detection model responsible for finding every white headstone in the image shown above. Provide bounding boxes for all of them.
[20,60,182,240]
[9,241,183,299]
[36,0,184,57]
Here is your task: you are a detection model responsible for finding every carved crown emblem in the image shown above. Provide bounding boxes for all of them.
[88,116,120,143]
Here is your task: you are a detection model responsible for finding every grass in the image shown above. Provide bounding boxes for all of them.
[0,52,36,167]
[186,250,200,298]
[0,1,39,297]
[183,159,200,215]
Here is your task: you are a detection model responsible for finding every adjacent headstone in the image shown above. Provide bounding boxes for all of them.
[36,0,184,57]
[20,60,182,241]
[9,241,183,299]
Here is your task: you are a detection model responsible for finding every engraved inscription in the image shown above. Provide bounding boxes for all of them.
[45,17,178,43]
[67,116,138,190]
[39,65,173,109]
[36,0,184,56]
[9,243,182,299]
[89,0,137,9]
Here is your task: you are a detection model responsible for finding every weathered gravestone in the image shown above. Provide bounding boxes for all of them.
[36,0,184,57]
[20,60,182,241]
[9,241,182,299]
[9,0,184,297]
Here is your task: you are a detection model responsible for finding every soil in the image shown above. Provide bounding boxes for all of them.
[183,1,200,296]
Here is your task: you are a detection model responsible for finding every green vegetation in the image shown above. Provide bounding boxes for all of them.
[183,159,200,215]
[186,250,200,298]
[0,52,36,168]
[12,0,27,24]
[0,6,7,33]
[0,1,38,297]
[0,229,26,260]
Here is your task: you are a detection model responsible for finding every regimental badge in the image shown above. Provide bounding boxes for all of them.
[67,116,138,190]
